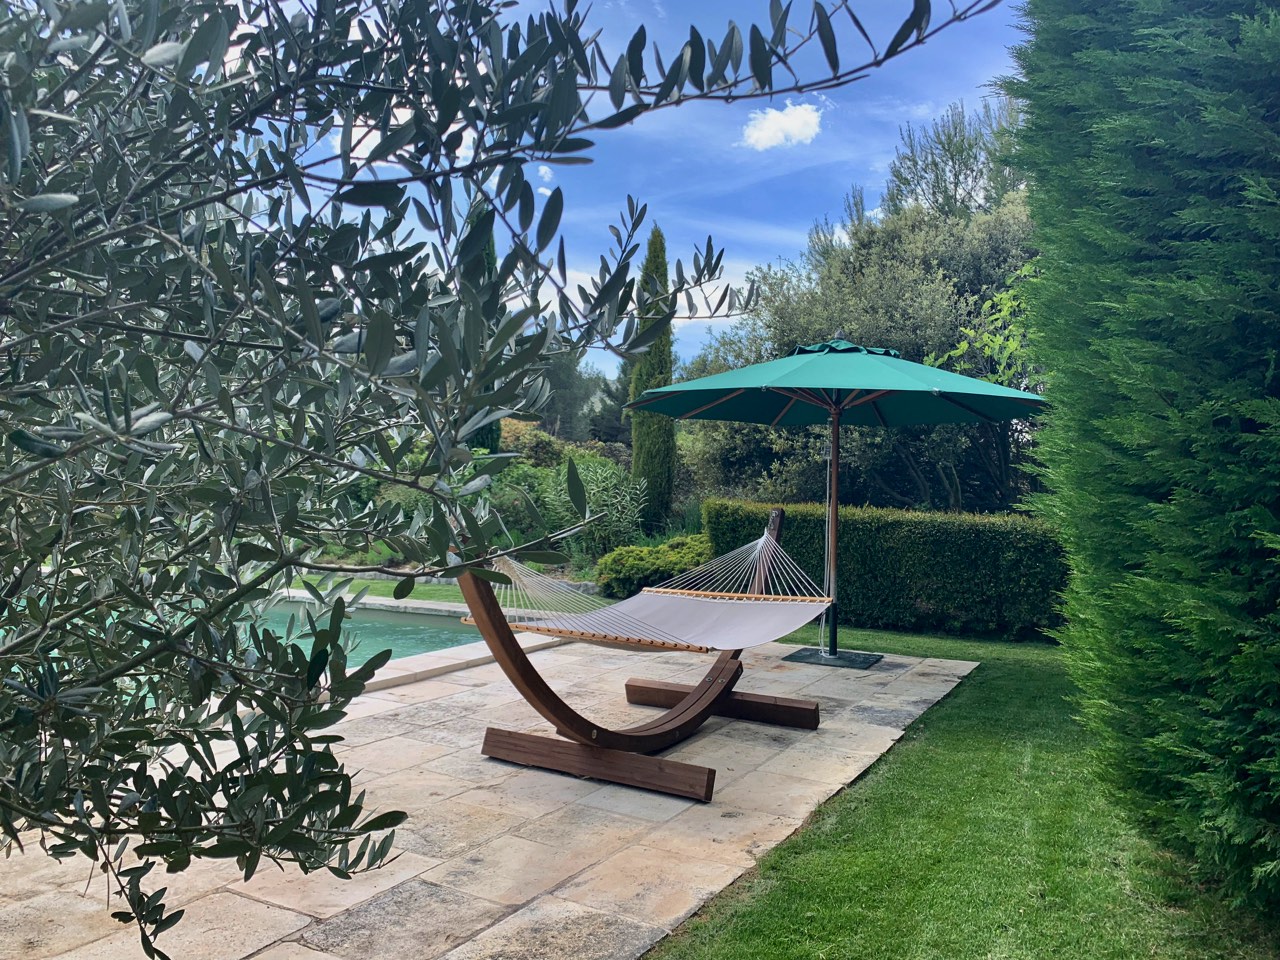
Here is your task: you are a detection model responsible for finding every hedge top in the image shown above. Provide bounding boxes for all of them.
[629,338,1046,427]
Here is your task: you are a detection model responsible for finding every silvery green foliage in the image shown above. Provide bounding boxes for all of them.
[0,0,993,953]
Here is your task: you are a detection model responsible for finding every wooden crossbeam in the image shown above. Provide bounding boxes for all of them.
[481,727,716,801]
[624,679,820,730]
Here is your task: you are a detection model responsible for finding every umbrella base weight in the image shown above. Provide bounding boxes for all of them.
[782,648,884,669]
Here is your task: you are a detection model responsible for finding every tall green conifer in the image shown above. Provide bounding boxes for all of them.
[630,226,676,531]
[1008,1,1280,905]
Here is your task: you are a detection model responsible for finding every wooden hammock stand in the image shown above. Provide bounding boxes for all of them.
[457,508,821,801]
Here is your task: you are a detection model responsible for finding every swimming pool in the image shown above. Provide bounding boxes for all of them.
[259,601,480,667]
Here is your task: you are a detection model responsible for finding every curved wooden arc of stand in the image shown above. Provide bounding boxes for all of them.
[459,570,742,754]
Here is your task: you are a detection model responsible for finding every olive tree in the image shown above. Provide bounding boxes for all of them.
[0,0,997,953]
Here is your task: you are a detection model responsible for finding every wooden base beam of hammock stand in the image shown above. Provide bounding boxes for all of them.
[623,679,820,730]
[482,728,717,802]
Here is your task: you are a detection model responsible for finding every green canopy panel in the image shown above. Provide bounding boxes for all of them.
[629,339,1044,428]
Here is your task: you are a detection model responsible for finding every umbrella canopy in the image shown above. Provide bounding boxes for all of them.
[628,339,1045,427]
[628,338,1047,660]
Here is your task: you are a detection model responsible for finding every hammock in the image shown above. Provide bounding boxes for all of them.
[457,508,825,801]
[485,533,832,654]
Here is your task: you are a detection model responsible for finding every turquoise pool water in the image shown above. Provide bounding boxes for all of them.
[260,602,479,667]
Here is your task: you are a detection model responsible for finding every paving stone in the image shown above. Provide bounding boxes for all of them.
[0,889,130,959]
[400,716,493,749]
[436,896,663,960]
[422,835,597,906]
[363,678,477,705]
[238,851,438,918]
[793,671,896,702]
[545,681,621,707]
[328,716,421,747]
[453,768,600,819]
[713,770,842,818]
[757,741,882,786]
[514,804,650,859]
[419,749,522,786]
[335,734,451,776]
[554,844,744,930]
[575,784,696,822]
[325,696,402,721]
[430,684,527,713]
[362,761,477,814]
[642,805,803,867]
[74,853,244,906]
[821,699,928,731]
[302,879,508,960]
[697,720,811,752]
[54,892,309,960]
[477,698,545,729]
[0,851,96,902]
[391,799,526,861]
[662,733,787,787]
[921,657,980,676]
[373,700,463,727]
[250,943,344,960]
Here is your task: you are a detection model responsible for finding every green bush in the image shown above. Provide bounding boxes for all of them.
[487,460,556,544]
[703,499,1064,639]
[544,456,648,561]
[597,534,713,598]
[501,421,568,467]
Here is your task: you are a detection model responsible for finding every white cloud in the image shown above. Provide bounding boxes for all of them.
[536,164,554,182]
[537,186,552,197]
[739,101,822,151]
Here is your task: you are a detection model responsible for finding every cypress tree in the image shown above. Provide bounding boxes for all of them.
[630,226,676,531]
[1008,2,1280,905]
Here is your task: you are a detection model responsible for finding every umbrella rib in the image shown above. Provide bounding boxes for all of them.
[626,391,669,410]
[935,393,998,423]
[772,387,830,409]
[677,388,746,420]
[770,396,798,426]
[844,389,892,408]
[869,400,888,428]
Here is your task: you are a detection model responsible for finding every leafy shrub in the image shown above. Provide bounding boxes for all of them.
[544,457,647,561]
[576,439,632,471]
[704,499,1064,639]
[501,420,567,467]
[597,534,713,598]
[487,461,556,543]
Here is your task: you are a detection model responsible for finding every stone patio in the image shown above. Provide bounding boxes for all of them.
[1,639,976,960]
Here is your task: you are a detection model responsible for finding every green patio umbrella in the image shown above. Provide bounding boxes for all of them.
[627,338,1047,661]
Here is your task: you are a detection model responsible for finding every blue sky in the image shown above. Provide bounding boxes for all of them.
[525,1,1024,375]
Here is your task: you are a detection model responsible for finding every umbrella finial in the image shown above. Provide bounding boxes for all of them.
[834,329,846,341]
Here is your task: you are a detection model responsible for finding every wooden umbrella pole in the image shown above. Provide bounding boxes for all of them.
[826,409,840,658]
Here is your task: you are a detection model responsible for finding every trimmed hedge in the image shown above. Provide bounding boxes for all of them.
[704,499,1064,639]
[596,534,713,599]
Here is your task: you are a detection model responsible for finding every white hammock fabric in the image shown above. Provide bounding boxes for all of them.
[488,534,832,653]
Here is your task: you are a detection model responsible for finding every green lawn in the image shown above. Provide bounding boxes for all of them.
[343,578,466,604]
[650,627,1280,960]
